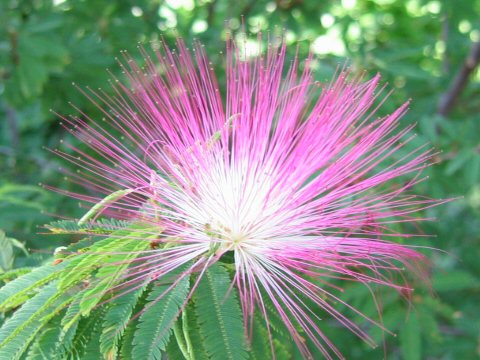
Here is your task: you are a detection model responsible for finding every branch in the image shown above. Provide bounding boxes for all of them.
[438,41,480,116]
[5,103,19,152]
[8,29,19,65]
[441,15,450,74]
[241,0,256,18]
[206,0,217,27]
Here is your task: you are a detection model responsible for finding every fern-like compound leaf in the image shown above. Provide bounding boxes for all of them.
[100,283,148,359]
[0,281,70,360]
[132,275,190,360]
[0,262,67,311]
[195,263,248,360]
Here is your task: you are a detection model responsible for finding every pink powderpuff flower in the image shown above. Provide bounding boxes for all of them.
[51,33,440,359]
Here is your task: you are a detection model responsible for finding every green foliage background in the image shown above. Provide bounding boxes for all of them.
[0,0,479,359]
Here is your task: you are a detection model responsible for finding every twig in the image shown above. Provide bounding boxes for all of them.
[5,103,19,153]
[438,41,480,116]
[241,0,256,18]
[206,0,217,27]
[441,15,450,74]
[8,29,19,65]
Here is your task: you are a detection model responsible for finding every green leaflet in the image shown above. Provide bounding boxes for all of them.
[60,236,98,256]
[61,286,90,330]
[77,189,135,226]
[59,227,155,329]
[249,316,273,360]
[400,312,422,360]
[118,284,152,360]
[25,312,64,360]
[47,218,130,235]
[166,336,187,360]
[57,236,129,291]
[64,307,106,360]
[261,298,290,337]
[132,274,191,360]
[195,263,248,360]
[78,232,152,316]
[0,267,32,283]
[100,283,148,360]
[57,321,79,359]
[0,262,67,311]
[26,307,79,360]
[254,310,295,360]
[78,310,105,360]
[57,224,157,291]
[0,230,27,273]
[119,314,139,360]
[182,302,209,360]
[0,223,163,359]
[0,281,71,360]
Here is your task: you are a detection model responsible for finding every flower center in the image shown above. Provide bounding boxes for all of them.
[204,221,250,255]
[229,233,247,248]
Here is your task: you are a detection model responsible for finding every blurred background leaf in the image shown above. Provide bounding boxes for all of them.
[0,0,479,359]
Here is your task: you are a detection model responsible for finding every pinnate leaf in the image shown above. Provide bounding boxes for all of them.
[195,263,248,360]
[132,274,190,360]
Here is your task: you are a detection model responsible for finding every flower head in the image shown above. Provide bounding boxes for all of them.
[53,34,438,358]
